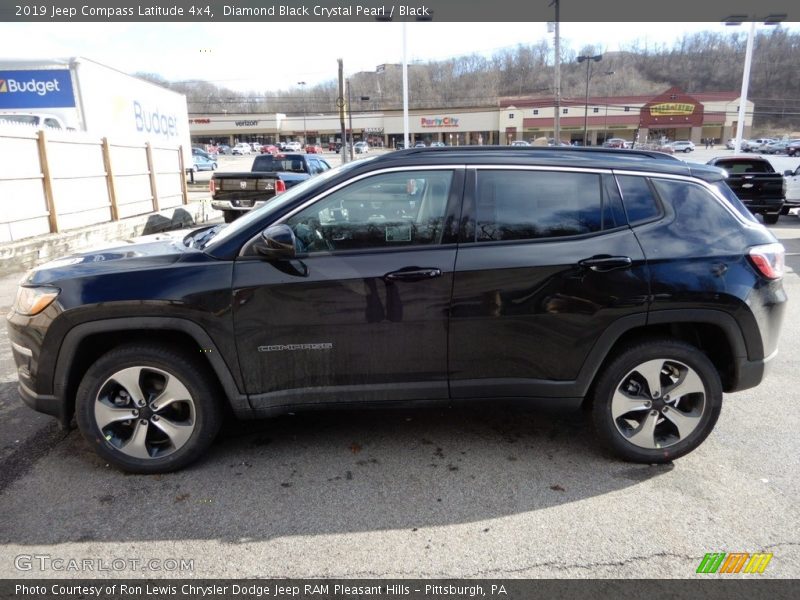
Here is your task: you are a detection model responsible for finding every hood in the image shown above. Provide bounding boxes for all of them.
[24,230,191,286]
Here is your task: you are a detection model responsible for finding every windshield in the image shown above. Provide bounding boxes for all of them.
[203,156,377,251]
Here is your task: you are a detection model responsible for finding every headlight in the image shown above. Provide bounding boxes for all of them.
[13,286,60,316]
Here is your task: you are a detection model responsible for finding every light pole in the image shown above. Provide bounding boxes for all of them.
[577,54,602,147]
[724,14,785,154]
[297,80,307,146]
[603,70,615,145]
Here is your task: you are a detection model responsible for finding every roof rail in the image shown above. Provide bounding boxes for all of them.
[390,145,679,161]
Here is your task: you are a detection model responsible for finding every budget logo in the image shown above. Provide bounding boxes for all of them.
[696,552,773,574]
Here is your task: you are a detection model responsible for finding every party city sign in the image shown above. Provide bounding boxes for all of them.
[421,116,460,128]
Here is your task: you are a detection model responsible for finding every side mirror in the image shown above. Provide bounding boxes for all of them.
[785,170,795,177]
[255,224,297,260]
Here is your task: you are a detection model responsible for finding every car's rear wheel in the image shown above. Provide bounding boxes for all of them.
[223,211,238,223]
[592,339,722,463]
[76,345,222,473]
[763,212,780,224]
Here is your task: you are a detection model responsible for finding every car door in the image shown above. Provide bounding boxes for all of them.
[786,166,800,202]
[232,167,464,409]
[449,167,650,399]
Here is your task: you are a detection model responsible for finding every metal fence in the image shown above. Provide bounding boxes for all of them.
[0,124,188,243]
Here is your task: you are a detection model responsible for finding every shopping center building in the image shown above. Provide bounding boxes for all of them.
[188,87,753,148]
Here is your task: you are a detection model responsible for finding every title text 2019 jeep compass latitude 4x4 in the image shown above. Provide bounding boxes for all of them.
[7,147,787,473]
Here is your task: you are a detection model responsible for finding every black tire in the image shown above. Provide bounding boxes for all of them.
[592,339,722,463]
[684,148,692,153]
[223,211,238,223]
[76,344,222,474]
[780,206,790,216]
[763,212,780,225]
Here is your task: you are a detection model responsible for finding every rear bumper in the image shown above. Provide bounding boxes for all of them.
[730,349,777,392]
[211,199,268,212]
[742,198,784,214]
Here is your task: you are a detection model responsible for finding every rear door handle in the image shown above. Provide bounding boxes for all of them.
[384,268,442,282]
[578,256,633,272]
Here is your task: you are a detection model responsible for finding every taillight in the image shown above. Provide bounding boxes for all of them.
[209,179,216,195]
[748,243,785,279]
[275,179,286,194]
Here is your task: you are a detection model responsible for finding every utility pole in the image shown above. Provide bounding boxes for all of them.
[550,0,561,144]
[347,78,354,161]
[297,81,307,146]
[338,59,347,163]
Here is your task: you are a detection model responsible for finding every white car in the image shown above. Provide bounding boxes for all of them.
[429,141,446,147]
[250,142,262,153]
[511,140,531,146]
[354,141,370,154]
[285,141,302,152]
[232,143,252,155]
[670,140,695,153]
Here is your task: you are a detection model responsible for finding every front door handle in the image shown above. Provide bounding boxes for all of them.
[578,256,633,272]
[384,267,442,282]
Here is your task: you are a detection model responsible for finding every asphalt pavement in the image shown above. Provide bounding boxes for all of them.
[0,147,798,579]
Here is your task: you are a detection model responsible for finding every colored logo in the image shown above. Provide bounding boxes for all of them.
[0,70,75,109]
[650,102,695,116]
[697,552,773,574]
[420,116,460,128]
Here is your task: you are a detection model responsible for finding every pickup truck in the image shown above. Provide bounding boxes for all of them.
[210,153,332,222]
[706,156,785,224]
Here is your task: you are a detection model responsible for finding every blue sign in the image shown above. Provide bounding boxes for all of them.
[0,69,76,109]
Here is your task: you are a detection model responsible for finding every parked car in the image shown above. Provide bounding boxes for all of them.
[603,138,627,149]
[782,164,800,214]
[750,138,776,153]
[284,141,302,152]
[260,144,279,155]
[9,146,786,472]
[511,140,531,147]
[232,143,252,155]
[707,156,786,223]
[192,147,214,161]
[305,144,323,154]
[786,140,800,157]
[250,143,263,154]
[217,144,231,155]
[191,154,217,172]
[429,141,446,147]
[414,142,426,148]
[354,141,369,154]
[669,140,695,153]
[763,141,789,155]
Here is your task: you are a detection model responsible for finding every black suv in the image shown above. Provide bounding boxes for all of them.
[7,147,787,473]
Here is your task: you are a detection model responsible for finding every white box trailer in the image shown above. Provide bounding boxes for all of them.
[0,57,191,162]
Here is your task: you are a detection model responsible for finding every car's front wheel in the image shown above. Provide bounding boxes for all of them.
[76,345,222,473]
[763,212,780,224]
[592,339,722,463]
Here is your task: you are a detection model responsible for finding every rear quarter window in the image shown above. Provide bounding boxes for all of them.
[651,179,742,232]
[616,175,662,224]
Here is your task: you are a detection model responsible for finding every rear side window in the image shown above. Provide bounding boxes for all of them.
[475,170,624,242]
[713,160,773,174]
[616,175,662,224]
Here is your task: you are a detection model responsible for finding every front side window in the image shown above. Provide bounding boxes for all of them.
[285,170,453,253]
[475,170,625,242]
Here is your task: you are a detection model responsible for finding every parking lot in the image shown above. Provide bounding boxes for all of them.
[0,146,798,579]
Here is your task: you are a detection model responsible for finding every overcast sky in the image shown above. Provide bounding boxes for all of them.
[4,21,798,92]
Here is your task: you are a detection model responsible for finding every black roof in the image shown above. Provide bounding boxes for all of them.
[365,146,726,183]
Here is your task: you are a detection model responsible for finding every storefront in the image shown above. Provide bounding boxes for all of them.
[187,89,752,149]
